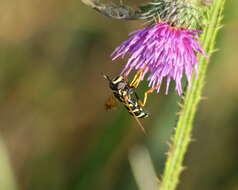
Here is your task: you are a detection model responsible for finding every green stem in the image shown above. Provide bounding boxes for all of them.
[0,138,18,190]
[160,1,225,190]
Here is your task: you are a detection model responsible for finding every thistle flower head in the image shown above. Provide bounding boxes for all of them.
[140,0,202,29]
[111,22,206,95]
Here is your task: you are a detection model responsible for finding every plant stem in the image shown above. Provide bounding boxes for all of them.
[160,1,225,190]
[0,138,18,190]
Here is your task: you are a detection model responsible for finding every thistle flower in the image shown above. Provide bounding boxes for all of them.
[111,22,206,95]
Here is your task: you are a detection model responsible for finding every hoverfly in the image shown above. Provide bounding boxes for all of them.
[103,74,157,133]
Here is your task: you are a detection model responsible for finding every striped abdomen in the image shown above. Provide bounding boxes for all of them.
[123,98,149,119]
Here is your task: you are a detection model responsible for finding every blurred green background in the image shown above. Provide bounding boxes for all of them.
[0,0,237,190]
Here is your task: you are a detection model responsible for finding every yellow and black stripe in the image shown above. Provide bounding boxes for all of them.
[123,99,149,118]
[108,75,149,119]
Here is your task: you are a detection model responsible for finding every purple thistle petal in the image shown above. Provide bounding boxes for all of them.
[111,22,207,95]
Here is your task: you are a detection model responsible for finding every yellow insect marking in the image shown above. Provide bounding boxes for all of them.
[129,108,140,113]
[112,76,123,84]
[127,103,134,107]
[137,112,145,118]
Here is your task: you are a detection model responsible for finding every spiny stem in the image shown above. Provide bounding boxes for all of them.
[160,0,225,190]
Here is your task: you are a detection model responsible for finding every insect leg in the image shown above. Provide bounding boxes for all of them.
[130,64,148,88]
[130,71,142,88]
[138,85,160,107]
[134,92,144,107]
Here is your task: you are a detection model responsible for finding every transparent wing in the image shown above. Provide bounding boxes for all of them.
[124,97,147,134]
[104,95,119,110]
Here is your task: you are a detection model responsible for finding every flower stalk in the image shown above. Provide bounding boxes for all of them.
[0,138,18,190]
[160,0,225,189]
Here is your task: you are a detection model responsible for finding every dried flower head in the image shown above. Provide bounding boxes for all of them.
[111,22,206,95]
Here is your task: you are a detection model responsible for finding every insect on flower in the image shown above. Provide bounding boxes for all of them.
[102,74,159,133]
[111,22,207,96]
